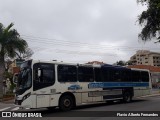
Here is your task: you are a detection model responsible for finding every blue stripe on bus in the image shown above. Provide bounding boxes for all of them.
[88,82,149,88]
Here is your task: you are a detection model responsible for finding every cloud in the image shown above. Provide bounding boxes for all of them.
[0,0,159,64]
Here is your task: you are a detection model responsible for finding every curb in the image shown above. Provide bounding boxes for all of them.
[137,93,160,98]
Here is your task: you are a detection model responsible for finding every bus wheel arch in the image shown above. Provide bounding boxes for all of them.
[59,92,76,111]
[122,91,132,103]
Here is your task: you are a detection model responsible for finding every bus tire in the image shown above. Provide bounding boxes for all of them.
[59,95,73,111]
[47,107,56,111]
[123,92,132,103]
[107,100,113,104]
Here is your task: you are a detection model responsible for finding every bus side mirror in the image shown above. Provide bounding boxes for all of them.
[38,68,41,78]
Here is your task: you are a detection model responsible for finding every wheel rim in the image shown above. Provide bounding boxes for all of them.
[124,93,130,102]
[64,99,71,107]
[60,95,74,111]
[125,95,129,102]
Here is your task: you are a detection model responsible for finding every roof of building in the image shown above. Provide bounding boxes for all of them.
[127,65,160,72]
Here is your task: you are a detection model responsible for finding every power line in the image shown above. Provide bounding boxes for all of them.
[21,36,144,52]
[20,34,160,59]
[21,34,160,51]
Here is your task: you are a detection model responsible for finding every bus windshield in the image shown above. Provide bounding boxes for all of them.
[16,60,32,95]
[18,68,32,89]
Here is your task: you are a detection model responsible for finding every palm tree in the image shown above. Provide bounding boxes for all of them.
[0,23,28,99]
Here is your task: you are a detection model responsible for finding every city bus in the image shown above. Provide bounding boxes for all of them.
[14,60,152,111]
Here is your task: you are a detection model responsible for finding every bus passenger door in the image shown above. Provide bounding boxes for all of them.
[33,63,55,108]
[90,88,102,102]
[81,83,93,103]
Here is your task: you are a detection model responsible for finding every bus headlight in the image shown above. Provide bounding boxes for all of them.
[23,92,31,101]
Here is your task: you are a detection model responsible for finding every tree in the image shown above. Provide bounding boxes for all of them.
[16,47,34,60]
[113,60,126,66]
[0,23,28,98]
[126,61,133,65]
[137,0,160,41]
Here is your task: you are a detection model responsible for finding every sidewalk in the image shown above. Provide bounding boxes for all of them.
[2,99,14,104]
[0,97,14,104]
[151,88,160,94]
[137,88,160,98]
[150,88,160,96]
[0,99,15,110]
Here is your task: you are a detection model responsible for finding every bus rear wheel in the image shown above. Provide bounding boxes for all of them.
[59,95,73,111]
[123,92,132,103]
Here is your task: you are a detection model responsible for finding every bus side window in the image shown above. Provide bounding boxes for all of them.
[113,69,121,82]
[58,65,77,82]
[33,63,55,91]
[101,67,113,82]
[94,68,102,82]
[132,71,141,82]
[141,71,149,82]
[78,66,94,82]
[121,69,131,82]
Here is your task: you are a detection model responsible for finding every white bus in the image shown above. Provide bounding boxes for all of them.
[14,60,152,111]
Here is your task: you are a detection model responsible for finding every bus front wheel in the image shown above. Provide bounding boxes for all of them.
[59,95,73,111]
[123,92,132,103]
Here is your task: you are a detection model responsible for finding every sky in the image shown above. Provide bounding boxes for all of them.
[0,0,160,64]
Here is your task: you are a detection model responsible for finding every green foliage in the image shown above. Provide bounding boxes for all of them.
[114,60,126,66]
[3,71,14,85]
[126,61,133,65]
[0,22,28,95]
[10,84,16,92]
[3,71,13,79]
[0,23,28,58]
[137,0,160,41]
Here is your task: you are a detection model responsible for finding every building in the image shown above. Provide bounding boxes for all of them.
[129,50,160,66]
[8,59,25,74]
[127,65,160,88]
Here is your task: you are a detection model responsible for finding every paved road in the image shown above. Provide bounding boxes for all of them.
[0,95,160,119]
